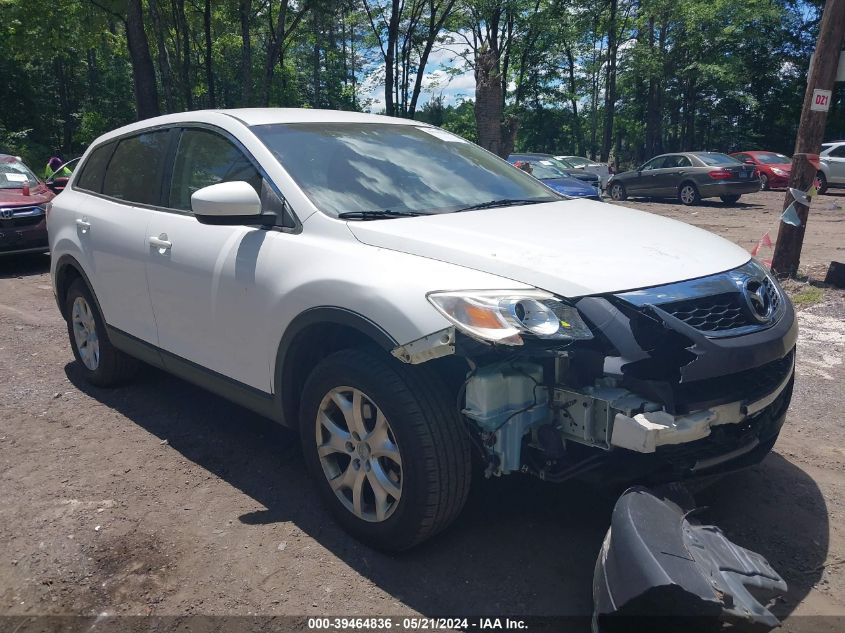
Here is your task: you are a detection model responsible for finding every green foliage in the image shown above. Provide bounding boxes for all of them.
[0,0,835,171]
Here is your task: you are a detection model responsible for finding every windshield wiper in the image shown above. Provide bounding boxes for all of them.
[337,209,426,220]
[453,198,553,212]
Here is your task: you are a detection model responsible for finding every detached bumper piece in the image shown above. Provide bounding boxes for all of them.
[593,487,786,633]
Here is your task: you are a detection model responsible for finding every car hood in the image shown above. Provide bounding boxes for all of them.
[347,200,751,297]
[541,178,596,196]
[0,185,53,206]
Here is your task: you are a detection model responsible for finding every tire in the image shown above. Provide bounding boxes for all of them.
[720,194,741,205]
[678,182,700,206]
[64,278,139,387]
[817,171,828,195]
[759,174,769,191]
[299,348,471,551]
[609,182,627,201]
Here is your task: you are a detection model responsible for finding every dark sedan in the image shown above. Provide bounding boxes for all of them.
[608,152,760,206]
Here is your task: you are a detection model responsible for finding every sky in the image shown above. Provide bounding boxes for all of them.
[361,41,476,113]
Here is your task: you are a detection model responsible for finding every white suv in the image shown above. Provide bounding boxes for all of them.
[818,141,845,194]
[49,109,797,551]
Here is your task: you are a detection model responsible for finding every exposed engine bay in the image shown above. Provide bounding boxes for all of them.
[394,262,798,485]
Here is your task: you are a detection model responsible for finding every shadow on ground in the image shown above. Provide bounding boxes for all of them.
[65,361,828,620]
[0,252,50,278]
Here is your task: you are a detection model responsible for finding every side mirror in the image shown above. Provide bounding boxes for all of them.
[191,181,274,226]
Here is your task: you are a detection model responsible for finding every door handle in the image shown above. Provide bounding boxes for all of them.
[149,234,172,251]
[75,218,91,232]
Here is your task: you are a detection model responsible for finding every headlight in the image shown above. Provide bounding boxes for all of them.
[771,168,788,176]
[427,290,593,346]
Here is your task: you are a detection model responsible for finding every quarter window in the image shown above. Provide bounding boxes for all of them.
[102,131,171,205]
[829,145,845,158]
[76,142,115,193]
[169,129,262,211]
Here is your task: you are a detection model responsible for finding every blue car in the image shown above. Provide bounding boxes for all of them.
[508,157,602,200]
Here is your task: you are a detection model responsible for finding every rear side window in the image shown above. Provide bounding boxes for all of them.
[102,130,171,205]
[830,145,845,158]
[168,129,262,211]
[76,142,115,193]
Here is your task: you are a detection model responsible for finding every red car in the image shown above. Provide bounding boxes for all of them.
[0,154,56,256]
[730,151,792,190]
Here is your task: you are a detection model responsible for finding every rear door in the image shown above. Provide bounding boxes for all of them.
[73,130,174,344]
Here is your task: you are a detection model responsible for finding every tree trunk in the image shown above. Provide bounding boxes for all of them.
[149,0,175,112]
[126,0,160,120]
[474,46,505,156]
[174,0,192,109]
[203,0,216,108]
[565,44,584,156]
[239,0,252,106]
[600,0,618,162]
[384,0,400,116]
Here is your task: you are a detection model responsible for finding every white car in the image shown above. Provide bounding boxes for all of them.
[555,155,612,189]
[818,141,845,194]
[48,109,797,551]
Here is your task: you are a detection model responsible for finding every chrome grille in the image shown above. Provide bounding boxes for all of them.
[615,260,786,338]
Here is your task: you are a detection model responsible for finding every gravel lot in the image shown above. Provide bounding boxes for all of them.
[1,188,844,629]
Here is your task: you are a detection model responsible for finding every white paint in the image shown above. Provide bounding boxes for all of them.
[810,88,832,112]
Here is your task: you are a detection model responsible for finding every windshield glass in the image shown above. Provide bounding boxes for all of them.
[696,153,742,166]
[755,152,791,164]
[0,160,39,189]
[527,160,567,179]
[560,156,589,167]
[252,123,558,216]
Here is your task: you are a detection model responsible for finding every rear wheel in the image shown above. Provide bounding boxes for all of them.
[299,349,471,551]
[64,278,139,387]
[817,171,828,195]
[720,194,741,205]
[609,182,627,201]
[678,182,700,206]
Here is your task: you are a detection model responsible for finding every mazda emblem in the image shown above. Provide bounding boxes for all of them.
[743,278,773,322]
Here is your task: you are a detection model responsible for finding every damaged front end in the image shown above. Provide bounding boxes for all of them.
[593,486,787,632]
[396,260,797,486]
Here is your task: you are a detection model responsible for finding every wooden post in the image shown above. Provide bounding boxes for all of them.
[771,0,845,277]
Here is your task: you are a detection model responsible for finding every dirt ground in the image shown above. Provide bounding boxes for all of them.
[1,188,844,630]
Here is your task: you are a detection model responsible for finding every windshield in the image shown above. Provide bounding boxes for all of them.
[252,123,558,217]
[0,160,39,189]
[696,153,742,166]
[755,152,791,164]
[560,156,589,167]
[526,160,568,179]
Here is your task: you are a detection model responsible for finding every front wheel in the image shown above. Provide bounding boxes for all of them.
[678,182,700,206]
[817,171,828,195]
[299,349,471,551]
[759,174,769,190]
[609,182,627,201]
[720,194,741,205]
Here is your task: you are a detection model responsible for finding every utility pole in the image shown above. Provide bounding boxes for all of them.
[771,0,845,277]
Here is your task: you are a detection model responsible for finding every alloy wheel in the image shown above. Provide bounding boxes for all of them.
[316,387,403,522]
[71,296,100,371]
[680,185,696,205]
